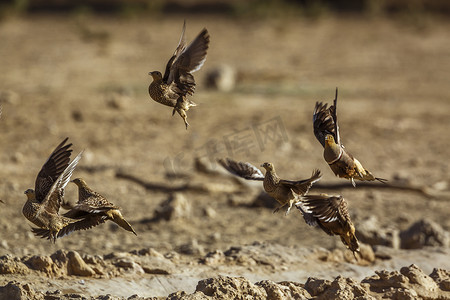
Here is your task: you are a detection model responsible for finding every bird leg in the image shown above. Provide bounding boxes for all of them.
[172,106,189,130]
[284,199,295,216]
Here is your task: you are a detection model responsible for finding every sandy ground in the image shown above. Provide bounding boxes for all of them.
[0,13,449,298]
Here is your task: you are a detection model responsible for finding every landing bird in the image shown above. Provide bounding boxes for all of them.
[296,194,360,257]
[67,178,137,235]
[313,88,387,187]
[218,158,321,215]
[22,138,84,242]
[148,21,210,129]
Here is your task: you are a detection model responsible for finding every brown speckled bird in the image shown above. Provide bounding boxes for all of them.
[67,178,137,235]
[22,138,84,242]
[148,21,210,129]
[218,158,322,215]
[313,88,387,187]
[296,194,360,257]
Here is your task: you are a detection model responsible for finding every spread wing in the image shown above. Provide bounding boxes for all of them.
[279,169,322,195]
[39,150,83,215]
[313,88,340,147]
[218,158,264,181]
[167,27,209,95]
[31,215,106,240]
[162,20,187,82]
[300,194,347,225]
[35,138,72,203]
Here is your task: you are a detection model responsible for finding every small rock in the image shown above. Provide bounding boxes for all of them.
[71,110,84,122]
[26,255,53,273]
[177,239,205,256]
[200,250,225,265]
[304,277,331,296]
[105,92,133,110]
[153,193,191,221]
[203,206,217,218]
[400,218,450,249]
[0,255,29,275]
[356,215,400,249]
[429,268,450,291]
[205,64,236,92]
[195,275,266,298]
[358,243,376,263]
[67,251,95,277]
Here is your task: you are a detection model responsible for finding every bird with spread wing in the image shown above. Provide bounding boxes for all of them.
[296,194,360,257]
[65,178,137,236]
[22,138,102,242]
[313,88,387,187]
[148,21,210,129]
[218,158,321,215]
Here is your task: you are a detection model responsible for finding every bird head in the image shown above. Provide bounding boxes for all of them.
[71,178,87,187]
[324,134,336,146]
[148,71,162,81]
[24,189,35,200]
[260,162,274,172]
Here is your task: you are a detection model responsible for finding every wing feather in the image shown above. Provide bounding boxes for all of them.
[279,169,322,195]
[312,88,340,147]
[218,158,264,181]
[35,138,72,202]
[40,150,83,215]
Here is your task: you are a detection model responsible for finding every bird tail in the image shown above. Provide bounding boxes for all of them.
[109,210,137,235]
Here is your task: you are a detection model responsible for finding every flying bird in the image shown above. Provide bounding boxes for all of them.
[148,21,210,129]
[22,138,84,242]
[313,88,387,187]
[296,194,360,257]
[67,178,137,235]
[218,158,321,215]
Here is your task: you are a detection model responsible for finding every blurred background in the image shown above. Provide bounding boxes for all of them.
[0,0,449,266]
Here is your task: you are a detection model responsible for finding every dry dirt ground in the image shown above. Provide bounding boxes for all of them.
[0,13,449,299]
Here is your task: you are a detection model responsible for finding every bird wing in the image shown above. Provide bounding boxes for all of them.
[162,20,187,82]
[279,169,322,195]
[39,150,83,215]
[34,138,73,203]
[300,194,346,224]
[56,215,107,239]
[167,28,210,95]
[218,158,264,181]
[31,215,106,240]
[312,88,341,147]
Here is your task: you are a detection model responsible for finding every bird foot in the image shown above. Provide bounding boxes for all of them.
[284,205,293,216]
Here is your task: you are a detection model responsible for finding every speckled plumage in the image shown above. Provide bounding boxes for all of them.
[313,88,387,186]
[148,21,210,129]
[67,178,137,235]
[22,138,83,242]
[219,158,322,215]
[296,194,360,256]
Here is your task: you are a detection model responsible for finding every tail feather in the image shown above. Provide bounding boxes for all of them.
[110,211,137,235]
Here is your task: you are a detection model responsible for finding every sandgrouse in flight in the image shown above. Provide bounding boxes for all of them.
[66,178,137,236]
[148,21,210,129]
[22,138,86,242]
[219,158,321,215]
[313,88,387,187]
[296,194,360,257]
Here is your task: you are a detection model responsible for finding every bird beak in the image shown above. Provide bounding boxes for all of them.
[148,71,152,75]
[260,164,264,167]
